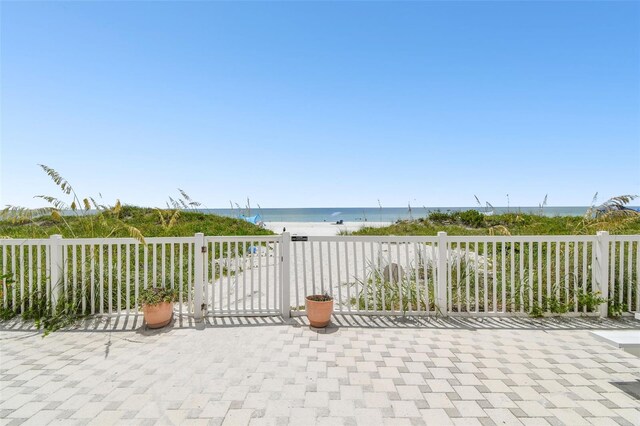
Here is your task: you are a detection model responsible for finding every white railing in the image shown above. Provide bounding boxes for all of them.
[1,236,196,317]
[1,232,638,319]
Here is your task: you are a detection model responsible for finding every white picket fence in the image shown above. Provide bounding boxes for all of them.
[1,232,638,319]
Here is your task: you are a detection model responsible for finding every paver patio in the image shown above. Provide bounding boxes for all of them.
[1,316,639,425]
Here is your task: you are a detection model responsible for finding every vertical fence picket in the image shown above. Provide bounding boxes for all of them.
[71,244,77,309]
[187,242,192,313]
[483,242,488,313]
[27,245,33,308]
[274,240,279,312]
[404,242,411,312]
[235,241,240,312]
[492,242,497,312]
[308,242,314,296]
[619,241,624,306]
[108,245,113,314]
[91,245,95,315]
[126,244,130,314]
[387,241,392,312]
[627,241,633,311]
[160,243,165,288]
[219,241,224,312]
[546,242,551,309]
[2,246,7,309]
[18,245,24,312]
[609,240,615,305]
[353,241,359,312]
[395,242,402,313]
[152,244,157,288]
[466,243,471,313]
[582,241,588,313]
[636,241,640,312]
[143,245,148,290]
[475,241,481,312]
[250,240,255,312]
[447,241,452,313]
[328,241,334,297]
[179,243,183,316]
[501,242,506,313]
[509,241,517,312]
[243,241,247,313]
[537,242,542,308]
[374,241,379,311]
[37,245,43,306]
[117,244,122,313]
[345,241,351,312]
[302,241,308,304]
[226,242,231,313]
[318,241,324,294]
[573,241,578,312]
[81,245,86,314]
[171,243,175,292]
[528,242,533,310]
[99,244,104,314]
[413,242,420,314]
[362,242,368,312]
[563,242,569,305]
[135,243,139,313]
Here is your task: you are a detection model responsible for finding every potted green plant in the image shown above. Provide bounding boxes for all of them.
[139,287,178,328]
[305,293,334,328]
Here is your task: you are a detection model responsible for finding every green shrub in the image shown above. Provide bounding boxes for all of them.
[456,210,485,228]
[139,287,178,306]
[608,300,628,318]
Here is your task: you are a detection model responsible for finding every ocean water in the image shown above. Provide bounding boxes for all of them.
[201,206,599,223]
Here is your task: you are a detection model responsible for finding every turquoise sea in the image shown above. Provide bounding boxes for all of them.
[201,206,605,223]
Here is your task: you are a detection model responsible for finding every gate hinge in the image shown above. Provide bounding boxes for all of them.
[201,246,207,253]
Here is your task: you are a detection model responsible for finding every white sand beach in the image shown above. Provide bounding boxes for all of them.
[264,221,391,236]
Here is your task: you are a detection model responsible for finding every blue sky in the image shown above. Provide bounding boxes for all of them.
[1,1,639,209]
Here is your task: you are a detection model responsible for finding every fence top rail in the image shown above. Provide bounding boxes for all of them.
[205,236,284,243]
[446,235,598,243]
[609,235,640,242]
[60,237,196,245]
[0,238,51,246]
[297,235,440,243]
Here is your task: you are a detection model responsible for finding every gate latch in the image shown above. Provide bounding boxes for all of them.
[201,246,207,253]
[291,236,308,242]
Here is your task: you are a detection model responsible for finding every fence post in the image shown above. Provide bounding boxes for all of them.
[595,231,610,317]
[281,232,291,319]
[193,233,205,321]
[437,231,448,315]
[49,234,63,311]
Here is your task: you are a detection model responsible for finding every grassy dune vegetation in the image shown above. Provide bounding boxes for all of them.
[1,165,271,240]
[0,205,272,239]
[353,209,640,236]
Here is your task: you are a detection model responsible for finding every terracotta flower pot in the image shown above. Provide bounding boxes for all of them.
[143,302,173,328]
[306,296,333,328]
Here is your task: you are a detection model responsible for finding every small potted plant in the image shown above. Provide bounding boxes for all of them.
[139,287,178,328]
[305,293,334,328]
